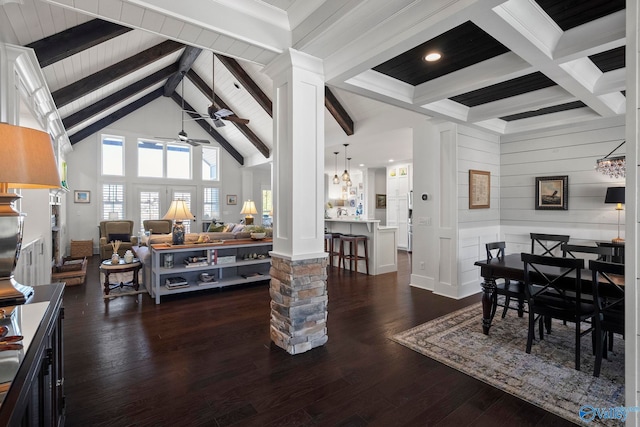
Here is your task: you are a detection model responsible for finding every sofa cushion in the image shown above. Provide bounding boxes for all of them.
[108,233,131,242]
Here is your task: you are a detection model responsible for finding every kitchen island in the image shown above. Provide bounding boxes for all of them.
[325,218,397,275]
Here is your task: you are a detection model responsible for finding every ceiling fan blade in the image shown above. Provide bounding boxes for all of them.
[154,136,176,140]
[189,139,210,144]
[212,118,226,128]
[223,115,250,125]
[185,140,199,147]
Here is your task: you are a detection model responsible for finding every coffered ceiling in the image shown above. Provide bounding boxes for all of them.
[0,0,628,170]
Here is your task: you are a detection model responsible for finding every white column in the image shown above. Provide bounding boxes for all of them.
[263,48,326,261]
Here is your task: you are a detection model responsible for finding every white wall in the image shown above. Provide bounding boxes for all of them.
[65,96,246,254]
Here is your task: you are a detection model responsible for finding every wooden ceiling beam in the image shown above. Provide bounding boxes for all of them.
[170,92,244,165]
[325,87,354,136]
[63,64,178,130]
[186,69,270,158]
[52,40,183,108]
[217,54,273,117]
[164,46,202,96]
[69,88,163,145]
[27,19,132,68]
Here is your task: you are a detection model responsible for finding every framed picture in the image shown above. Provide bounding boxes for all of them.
[227,195,237,205]
[535,176,568,210]
[376,194,387,209]
[399,167,408,176]
[74,190,90,203]
[469,170,490,209]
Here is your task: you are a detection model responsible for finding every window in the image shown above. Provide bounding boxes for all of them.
[102,135,124,176]
[202,146,219,181]
[138,141,163,178]
[138,140,191,179]
[203,187,220,220]
[262,189,272,227]
[102,184,124,220]
[140,191,160,224]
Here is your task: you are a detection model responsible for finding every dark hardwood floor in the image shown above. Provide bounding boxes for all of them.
[62,252,576,426]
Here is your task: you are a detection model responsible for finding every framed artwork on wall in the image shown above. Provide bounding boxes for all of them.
[376,194,387,209]
[227,195,237,205]
[74,190,90,203]
[469,170,490,209]
[535,176,568,210]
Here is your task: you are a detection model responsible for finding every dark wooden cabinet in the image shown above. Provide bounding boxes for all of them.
[0,284,65,427]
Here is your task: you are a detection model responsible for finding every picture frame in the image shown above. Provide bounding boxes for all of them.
[74,190,90,204]
[226,195,237,205]
[376,194,387,209]
[535,175,568,210]
[469,170,490,209]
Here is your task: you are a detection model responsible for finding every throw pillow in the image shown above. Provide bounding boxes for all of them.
[208,224,226,232]
[108,233,130,243]
[224,223,236,232]
[232,224,245,233]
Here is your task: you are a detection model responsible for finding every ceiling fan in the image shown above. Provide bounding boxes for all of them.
[156,81,211,146]
[188,53,250,128]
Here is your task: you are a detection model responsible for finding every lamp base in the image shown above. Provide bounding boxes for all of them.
[0,193,32,306]
[611,237,625,245]
[245,216,254,225]
[172,221,185,245]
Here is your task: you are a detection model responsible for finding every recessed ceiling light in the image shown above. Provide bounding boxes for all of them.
[359,163,365,167]
[389,159,394,163]
[424,52,442,62]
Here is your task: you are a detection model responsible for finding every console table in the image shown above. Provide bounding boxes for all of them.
[0,283,65,426]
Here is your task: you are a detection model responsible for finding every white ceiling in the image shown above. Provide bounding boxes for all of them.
[0,0,626,173]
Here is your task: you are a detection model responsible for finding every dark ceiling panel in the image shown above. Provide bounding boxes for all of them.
[450,72,556,107]
[534,0,624,31]
[372,21,509,86]
[589,46,625,73]
[500,101,587,121]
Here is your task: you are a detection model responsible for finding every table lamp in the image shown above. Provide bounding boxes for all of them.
[0,123,61,304]
[604,187,625,244]
[163,200,195,245]
[240,200,258,225]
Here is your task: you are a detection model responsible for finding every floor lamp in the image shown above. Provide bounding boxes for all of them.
[163,200,195,245]
[605,187,625,244]
[0,123,61,305]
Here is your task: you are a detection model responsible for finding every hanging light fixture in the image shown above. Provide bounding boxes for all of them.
[346,157,353,187]
[595,141,626,178]
[332,151,340,184]
[341,143,351,182]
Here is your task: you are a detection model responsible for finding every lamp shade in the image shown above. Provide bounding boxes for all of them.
[240,200,258,215]
[162,200,195,221]
[605,187,625,204]
[0,123,60,189]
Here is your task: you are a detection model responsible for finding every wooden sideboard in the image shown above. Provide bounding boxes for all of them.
[0,284,65,427]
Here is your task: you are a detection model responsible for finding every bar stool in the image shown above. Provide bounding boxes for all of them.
[338,234,369,275]
[324,233,341,267]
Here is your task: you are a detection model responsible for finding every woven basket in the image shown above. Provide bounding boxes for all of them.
[70,239,93,259]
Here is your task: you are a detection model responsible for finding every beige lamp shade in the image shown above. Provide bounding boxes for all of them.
[0,123,60,190]
[162,200,195,221]
[240,200,258,215]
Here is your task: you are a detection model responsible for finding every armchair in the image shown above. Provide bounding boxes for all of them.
[143,219,173,235]
[99,220,138,259]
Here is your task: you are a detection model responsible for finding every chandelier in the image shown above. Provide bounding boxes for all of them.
[595,141,625,179]
[332,151,340,184]
[341,143,350,182]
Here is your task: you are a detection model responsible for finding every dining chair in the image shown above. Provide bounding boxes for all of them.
[530,233,570,257]
[561,243,615,261]
[486,242,526,320]
[521,253,596,372]
[590,260,624,377]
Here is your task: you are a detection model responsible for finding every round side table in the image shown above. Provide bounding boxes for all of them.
[99,259,142,295]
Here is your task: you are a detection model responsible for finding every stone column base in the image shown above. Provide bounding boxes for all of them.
[269,254,328,355]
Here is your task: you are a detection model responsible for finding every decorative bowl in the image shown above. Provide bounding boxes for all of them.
[251,232,266,240]
[199,273,215,283]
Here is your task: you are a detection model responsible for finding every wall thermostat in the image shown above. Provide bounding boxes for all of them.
[421,193,429,201]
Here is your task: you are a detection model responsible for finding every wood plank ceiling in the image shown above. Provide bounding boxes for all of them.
[0,0,629,168]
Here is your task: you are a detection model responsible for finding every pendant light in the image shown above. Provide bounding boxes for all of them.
[332,151,340,184]
[341,143,351,182]
[346,157,353,187]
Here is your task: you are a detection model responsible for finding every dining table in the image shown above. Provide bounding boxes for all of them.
[474,253,624,335]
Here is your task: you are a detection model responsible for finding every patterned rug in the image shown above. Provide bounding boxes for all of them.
[391,302,625,426]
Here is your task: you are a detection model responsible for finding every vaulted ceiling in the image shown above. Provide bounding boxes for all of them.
[0,0,627,170]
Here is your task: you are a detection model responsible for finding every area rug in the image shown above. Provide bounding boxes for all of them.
[391,302,625,426]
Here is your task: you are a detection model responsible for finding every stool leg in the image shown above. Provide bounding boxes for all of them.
[329,238,334,267]
[363,238,369,275]
[353,240,358,274]
[339,240,346,271]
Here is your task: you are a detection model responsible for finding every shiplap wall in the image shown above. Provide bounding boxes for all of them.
[458,125,501,298]
[500,117,625,254]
